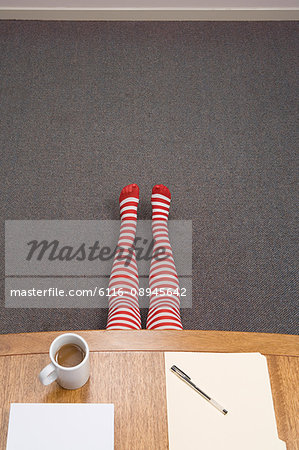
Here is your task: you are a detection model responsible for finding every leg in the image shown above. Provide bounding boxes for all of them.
[146,185,183,330]
[106,183,141,330]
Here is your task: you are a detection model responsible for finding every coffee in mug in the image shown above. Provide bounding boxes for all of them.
[39,333,90,389]
[55,343,86,368]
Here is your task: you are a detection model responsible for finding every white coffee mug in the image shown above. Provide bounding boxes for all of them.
[39,333,90,389]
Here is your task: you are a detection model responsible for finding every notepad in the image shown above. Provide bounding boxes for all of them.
[165,352,286,450]
[6,403,114,450]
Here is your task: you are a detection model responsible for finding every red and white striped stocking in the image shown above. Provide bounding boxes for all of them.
[106,184,141,330]
[146,185,183,330]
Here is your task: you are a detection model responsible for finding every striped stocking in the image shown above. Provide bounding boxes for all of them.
[106,184,141,330]
[146,185,183,330]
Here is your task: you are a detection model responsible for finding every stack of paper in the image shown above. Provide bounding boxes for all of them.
[6,403,114,450]
[165,352,286,450]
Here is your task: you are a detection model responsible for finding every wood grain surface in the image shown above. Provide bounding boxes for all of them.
[0,330,298,449]
[267,355,299,450]
[0,330,298,356]
[0,352,168,450]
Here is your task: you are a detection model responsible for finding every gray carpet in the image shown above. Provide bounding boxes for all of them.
[1,21,298,334]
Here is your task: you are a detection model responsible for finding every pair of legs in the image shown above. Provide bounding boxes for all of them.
[106,183,183,330]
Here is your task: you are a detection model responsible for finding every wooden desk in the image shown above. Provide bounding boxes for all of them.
[0,330,298,450]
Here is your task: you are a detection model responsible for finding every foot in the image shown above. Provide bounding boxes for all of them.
[151,184,171,220]
[119,183,139,221]
[152,184,171,200]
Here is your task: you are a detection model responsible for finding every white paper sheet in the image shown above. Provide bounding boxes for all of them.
[6,403,114,450]
[165,352,286,450]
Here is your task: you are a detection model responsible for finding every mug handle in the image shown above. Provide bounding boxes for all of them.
[39,363,58,386]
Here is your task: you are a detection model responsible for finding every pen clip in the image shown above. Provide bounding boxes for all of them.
[171,365,191,381]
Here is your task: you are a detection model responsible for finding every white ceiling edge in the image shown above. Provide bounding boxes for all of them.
[0,7,298,20]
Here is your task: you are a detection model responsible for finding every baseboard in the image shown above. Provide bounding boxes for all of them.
[0,7,298,21]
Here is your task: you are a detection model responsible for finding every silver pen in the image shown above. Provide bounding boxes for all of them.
[170,365,228,415]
